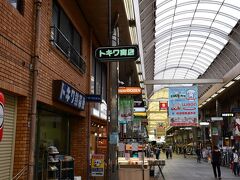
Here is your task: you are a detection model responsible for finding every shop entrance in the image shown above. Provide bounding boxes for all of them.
[36,110,70,180]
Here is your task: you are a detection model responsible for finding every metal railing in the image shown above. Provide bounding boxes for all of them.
[50,26,86,74]
[11,166,28,180]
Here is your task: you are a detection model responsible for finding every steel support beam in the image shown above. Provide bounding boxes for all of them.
[144,79,224,85]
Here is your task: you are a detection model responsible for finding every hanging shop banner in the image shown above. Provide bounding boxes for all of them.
[53,80,86,110]
[168,86,198,126]
[118,87,142,95]
[0,92,5,142]
[91,154,104,176]
[118,142,125,152]
[118,97,134,124]
[95,45,139,62]
[234,117,240,136]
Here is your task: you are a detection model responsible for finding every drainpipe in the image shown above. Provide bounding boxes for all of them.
[28,0,42,179]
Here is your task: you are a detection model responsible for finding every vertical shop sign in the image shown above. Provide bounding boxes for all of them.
[168,86,198,126]
[0,92,5,142]
[91,154,104,176]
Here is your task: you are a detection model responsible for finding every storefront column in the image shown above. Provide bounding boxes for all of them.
[70,118,88,179]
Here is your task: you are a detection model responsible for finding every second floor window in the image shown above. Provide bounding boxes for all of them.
[8,0,24,14]
[51,0,85,73]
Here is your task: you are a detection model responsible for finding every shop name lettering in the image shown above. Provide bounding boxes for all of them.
[176,112,196,115]
[182,102,196,106]
[98,48,136,58]
[59,82,85,110]
[170,94,185,98]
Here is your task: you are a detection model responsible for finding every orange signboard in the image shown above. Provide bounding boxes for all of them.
[118,87,142,95]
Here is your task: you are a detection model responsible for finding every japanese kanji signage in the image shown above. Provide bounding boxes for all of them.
[53,80,86,110]
[168,86,198,126]
[0,92,5,142]
[95,45,139,61]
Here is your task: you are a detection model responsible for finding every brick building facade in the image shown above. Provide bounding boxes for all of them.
[0,0,96,179]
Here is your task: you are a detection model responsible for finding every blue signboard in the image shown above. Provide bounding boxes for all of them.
[168,86,198,126]
[53,80,86,110]
[86,94,102,102]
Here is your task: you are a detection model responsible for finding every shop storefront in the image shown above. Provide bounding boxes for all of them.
[36,108,71,180]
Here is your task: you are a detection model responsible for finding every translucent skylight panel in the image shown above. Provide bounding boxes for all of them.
[154,0,240,83]
[192,19,212,26]
[226,0,240,8]
[190,31,210,37]
[172,20,192,28]
[194,12,216,19]
[171,36,189,42]
[174,12,195,21]
[187,35,206,42]
[156,24,174,35]
[207,35,226,48]
[157,8,175,20]
[156,16,173,28]
[175,3,197,14]
[202,44,220,54]
[220,5,240,19]
[156,0,175,15]
[172,31,190,37]
[211,22,232,34]
[200,48,217,58]
[215,14,237,27]
[186,41,205,47]
[197,3,221,12]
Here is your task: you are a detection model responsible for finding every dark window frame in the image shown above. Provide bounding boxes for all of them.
[8,0,24,14]
[51,0,85,73]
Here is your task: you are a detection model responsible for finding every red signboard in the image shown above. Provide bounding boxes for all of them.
[0,92,5,142]
[159,102,168,110]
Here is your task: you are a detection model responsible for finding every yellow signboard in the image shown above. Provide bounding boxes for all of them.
[91,154,104,176]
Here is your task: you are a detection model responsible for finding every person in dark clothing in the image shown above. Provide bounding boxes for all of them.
[211,146,221,179]
[155,147,160,159]
[183,147,187,158]
[196,147,201,163]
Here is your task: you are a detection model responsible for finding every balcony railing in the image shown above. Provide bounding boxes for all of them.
[50,26,86,74]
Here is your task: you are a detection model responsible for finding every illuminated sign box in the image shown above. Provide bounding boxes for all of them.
[95,45,139,62]
[221,113,234,117]
[118,87,142,95]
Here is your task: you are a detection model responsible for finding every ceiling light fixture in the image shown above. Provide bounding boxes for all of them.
[217,88,225,94]
[234,74,240,80]
[224,81,235,87]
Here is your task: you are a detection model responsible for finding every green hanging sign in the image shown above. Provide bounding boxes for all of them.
[95,45,139,62]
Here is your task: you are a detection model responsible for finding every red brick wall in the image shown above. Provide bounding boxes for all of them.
[70,117,89,180]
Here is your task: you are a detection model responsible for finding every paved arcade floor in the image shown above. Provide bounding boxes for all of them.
[119,154,239,180]
[161,154,239,180]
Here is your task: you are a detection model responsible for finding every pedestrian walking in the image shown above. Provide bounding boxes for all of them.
[155,146,160,160]
[183,146,187,158]
[196,146,201,163]
[166,147,169,159]
[169,145,173,159]
[211,145,221,179]
[232,149,239,176]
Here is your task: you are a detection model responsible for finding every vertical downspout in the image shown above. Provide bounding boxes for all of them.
[28,0,42,179]
[87,28,93,180]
